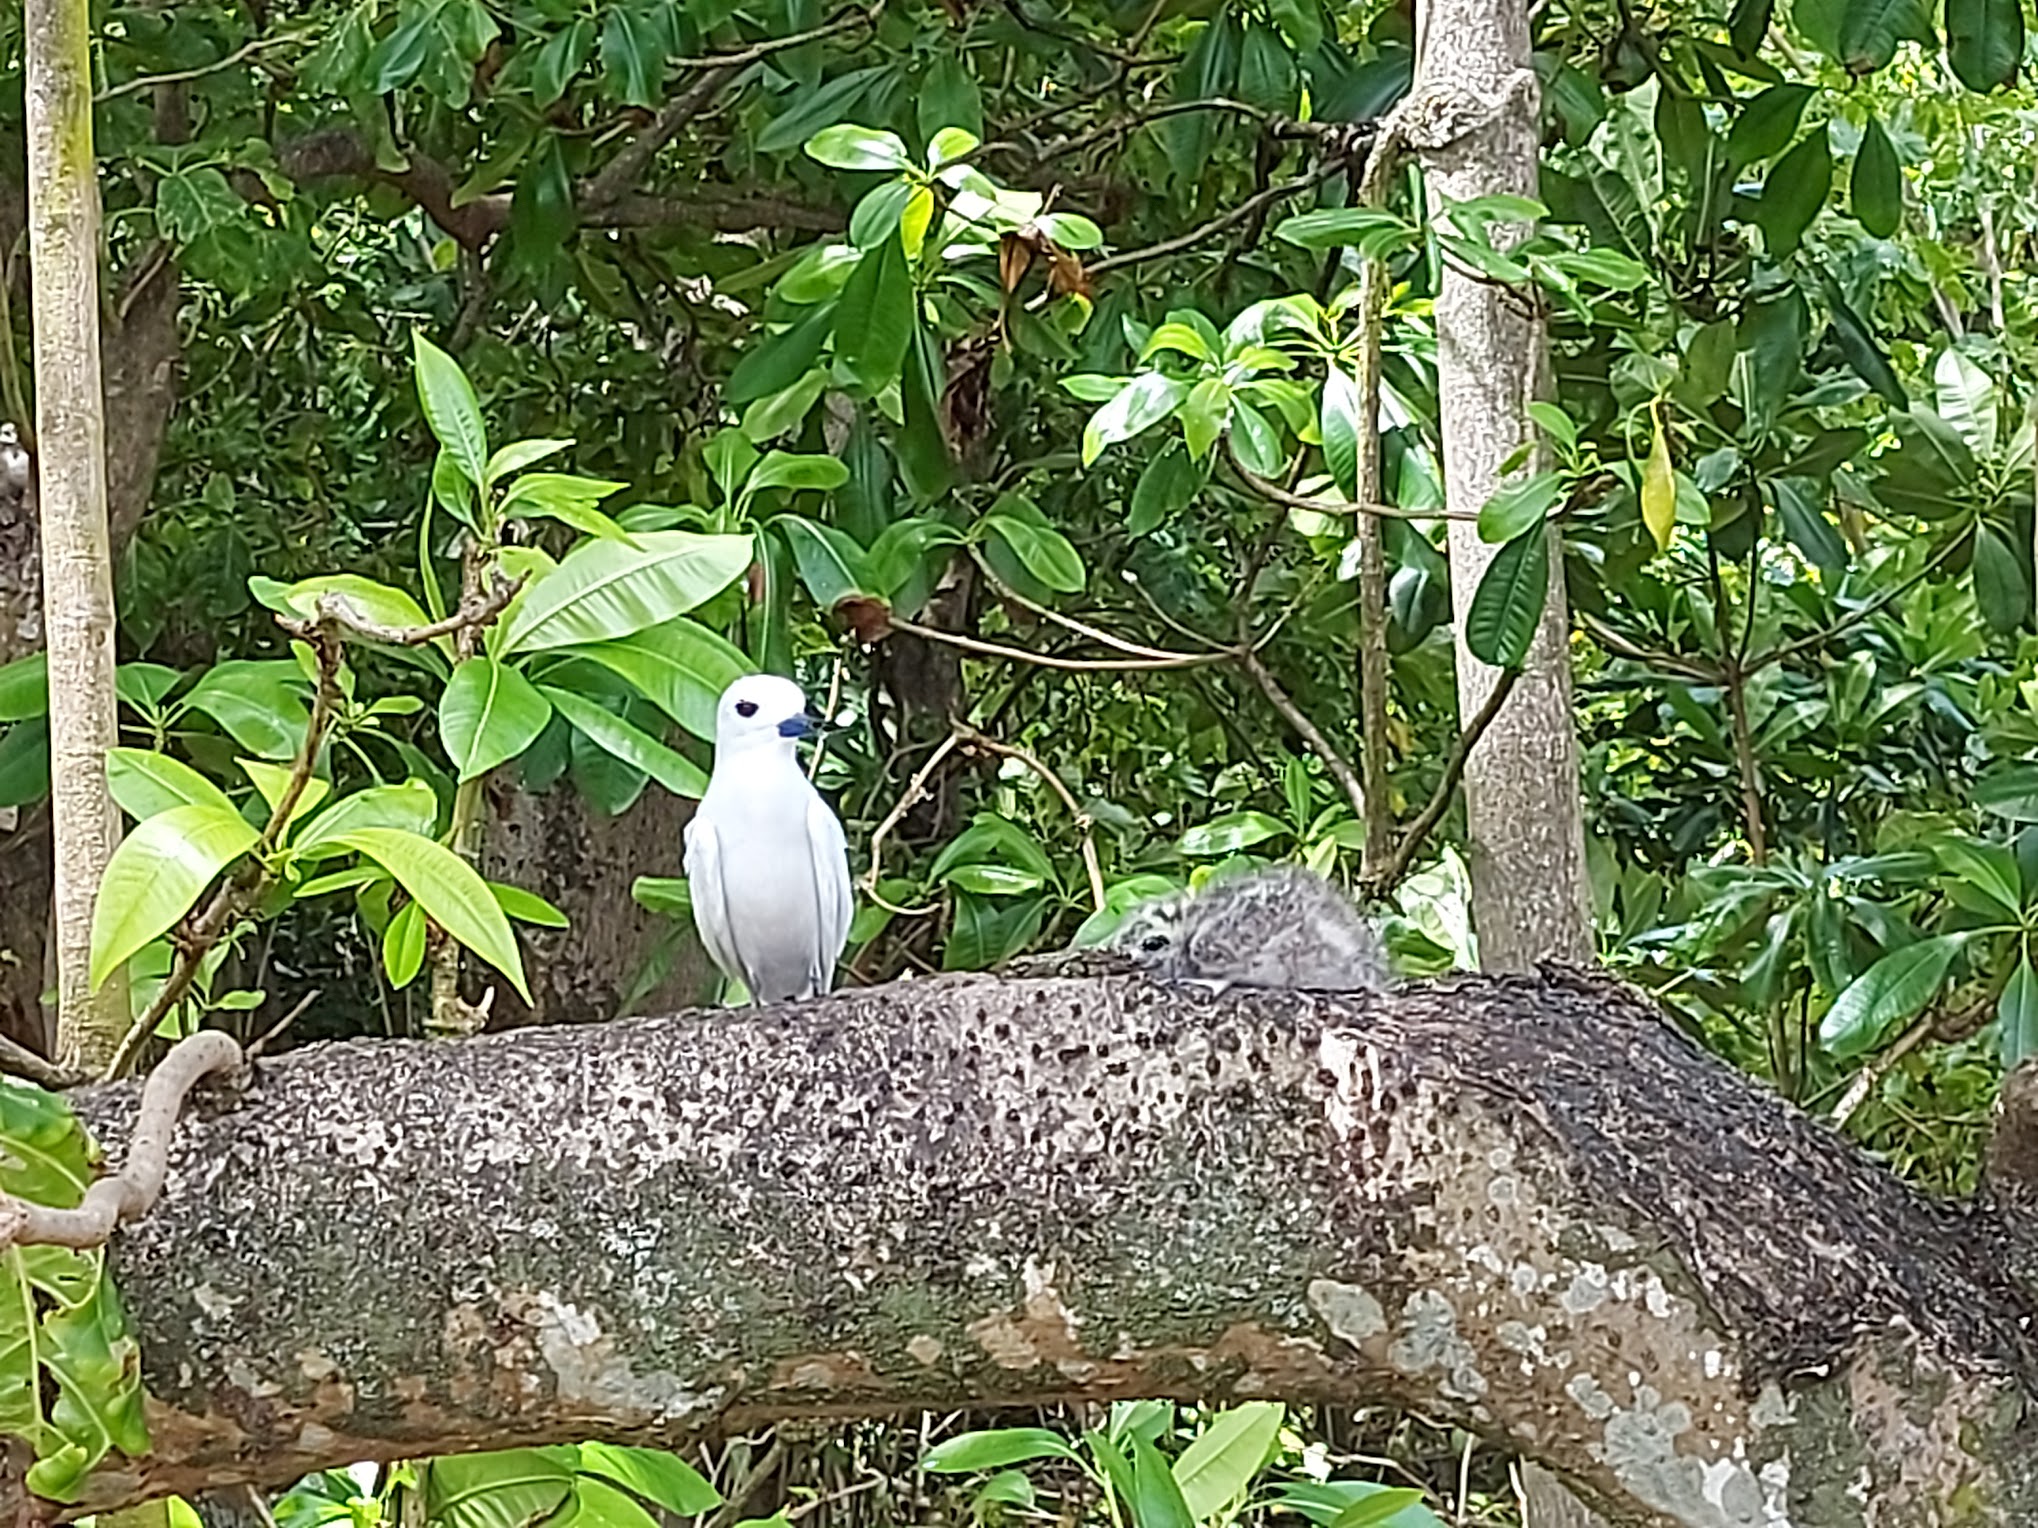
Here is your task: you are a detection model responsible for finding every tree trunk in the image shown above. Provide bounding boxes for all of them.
[480,783,713,1025]
[1415,1,1600,1520]
[37,970,2038,1526]
[22,0,127,1067]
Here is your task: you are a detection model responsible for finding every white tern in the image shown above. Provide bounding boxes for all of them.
[684,674,853,1004]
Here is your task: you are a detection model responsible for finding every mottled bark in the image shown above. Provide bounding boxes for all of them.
[480,783,713,1025]
[41,969,2038,1527]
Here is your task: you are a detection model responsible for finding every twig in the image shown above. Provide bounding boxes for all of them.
[808,650,847,783]
[287,575,524,648]
[887,614,1225,671]
[0,1033,83,1089]
[1577,609,1718,680]
[1829,1010,1937,1129]
[95,31,312,101]
[1089,161,1350,275]
[973,555,1213,663]
[1747,534,1965,676]
[0,1032,241,1249]
[952,722,1106,911]
[1360,667,1522,899]
[246,987,320,1062]
[861,731,963,915]
[1235,648,1368,827]
[1222,447,1480,521]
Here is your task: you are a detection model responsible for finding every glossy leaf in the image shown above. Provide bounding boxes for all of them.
[1126,1432,1195,1528]
[1082,374,1191,465]
[491,883,569,928]
[184,663,311,759]
[542,686,709,798]
[383,900,427,988]
[0,653,47,723]
[560,620,751,741]
[1320,366,1362,501]
[1173,1404,1284,1521]
[1819,935,1964,1058]
[2001,953,2038,1068]
[1851,116,1902,236]
[1753,125,1832,259]
[1640,403,1675,552]
[983,515,1084,593]
[90,803,260,990]
[1478,471,1562,544]
[578,1444,721,1515]
[806,124,912,171]
[834,236,914,390]
[776,516,875,608]
[1180,811,1287,856]
[1465,528,1549,667]
[499,473,633,543]
[1947,0,2023,90]
[107,746,238,821]
[922,1429,1083,1473]
[1934,348,1999,456]
[500,532,753,652]
[295,780,441,857]
[749,452,850,495]
[1725,84,1815,163]
[1973,524,2029,635]
[413,332,488,489]
[440,657,554,781]
[329,827,531,1002]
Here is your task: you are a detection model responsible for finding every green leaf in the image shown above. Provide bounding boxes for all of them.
[413,332,488,489]
[440,657,554,781]
[1973,524,2029,635]
[922,1427,1084,1475]
[850,179,916,249]
[1126,1432,1195,1528]
[328,827,530,1003]
[559,620,751,741]
[805,124,912,171]
[1753,125,1832,260]
[1083,374,1192,465]
[1273,207,1416,255]
[1977,765,2038,822]
[631,875,692,919]
[184,663,310,760]
[499,473,634,542]
[1320,367,1362,501]
[1180,378,1232,462]
[382,900,427,988]
[726,307,835,406]
[491,882,569,928]
[530,19,593,105]
[1934,349,1999,456]
[0,652,47,722]
[1129,445,1204,536]
[1851,116,1902,236]
[541,686,708,799]
[1268,0,1323,51]
[1935,835,2023,919]
[1141,322,1217,364]
[1180,811,1288,856]
[239,758,330,831]
[775,515,874,608]
[1947,0,2023,90]
[833,236,914,391]
[427,1450,576,1528]
[1771,479,1848,577]
[501,531,753,653]
[943,863,1048,896]
[599,6,662,108]
[1465,528,1549,668]
[252,573,437,642]
[1825,288,1906,407]
[1329,1489,1433,1527]
[1173,1404,1284,1521]
[982,515,1084,594]
[1477,471,1562,544]
[106,746,238,821]
[1725,83,1815,163]
[2000,953,2038,1068]
[578,1444,721,1515]
[749,452,851,496]
[295,780,441,858]
[1819,935,1964,1058]
[89,803,260,991]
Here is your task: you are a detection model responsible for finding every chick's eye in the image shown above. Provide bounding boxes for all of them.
[735,700,759,718]
[1140,934,1169,954]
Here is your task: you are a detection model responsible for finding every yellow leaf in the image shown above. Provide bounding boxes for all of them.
[1641,401,1675,553]
[901,185,936,260]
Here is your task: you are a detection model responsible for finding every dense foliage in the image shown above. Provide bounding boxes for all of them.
[5,0,2038,1516]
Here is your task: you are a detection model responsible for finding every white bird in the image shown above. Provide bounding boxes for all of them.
[683,674,853,1005]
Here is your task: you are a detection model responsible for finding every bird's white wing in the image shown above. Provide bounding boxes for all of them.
[805,791,854,993]
[682,810,748,993]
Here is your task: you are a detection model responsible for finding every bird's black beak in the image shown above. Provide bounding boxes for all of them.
[779,712,821,739]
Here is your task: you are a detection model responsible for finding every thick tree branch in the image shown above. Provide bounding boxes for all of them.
[35,969,2038,1525]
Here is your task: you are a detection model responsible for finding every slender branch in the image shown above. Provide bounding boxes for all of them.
[0,1031,241,1249]
[1746,534,1965,676]
[1011,97,1331,167]
[886,614,1226,671]
[0,1032,82,1088]
[1222,447,1480,521]
[952,721,1106,912]
[1360,667,1522,900]
[861,731,963,915]
[292,575,524,648]
[1089,162,1349,275]
[95,31,311,102]
[973,555,1213,663]
[1236,648,1368,826]
[1577,609,1719,680]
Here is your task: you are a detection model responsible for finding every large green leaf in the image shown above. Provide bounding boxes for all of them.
[183,662,311,760]
[106,746,239,821]
[426,1449,576,1528]
[500,531,753,653]
[774,515,874,608]
[2000,952,2038,1068]
[1179,810,1287,856]
[1173,1404,1284,1521]
[560,620,751,741]
[806,124,912,171]
[413,332,488,489]
[1126,1432,1195,1528]
[439,657,554,781]
[1753,126,1832,259]
[1934,348,1999,456]
[1724,84,1814,163]
[1465,529,1550,667]
[1972,524,2029,635]
[1850,116,1902,236]
[1771,479,1847,577]
[577,1444,721,1515]
[294,780,441,858]
[249,573,437,645]
[982,514,1085,593]
[328,827,531,1002]
[541,686,709,798]
[1947,0,2023,90]
[833,235,914,390]
[1320,367,1362,501]
[498,473,633,543]
[89,803,260,990]
[1819,935,1964,1058]
[0,652,47,722]
[1082,374,1192,465]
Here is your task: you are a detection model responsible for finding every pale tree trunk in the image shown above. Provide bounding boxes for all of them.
[1413,0,1598,1521]
[23,0,127,1067]
[35,972,2038,1525]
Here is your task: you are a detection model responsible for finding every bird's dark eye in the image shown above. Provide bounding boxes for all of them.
[735,700,758,718]
[1140,934,1169,953]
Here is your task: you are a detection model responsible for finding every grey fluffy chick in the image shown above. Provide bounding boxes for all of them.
[1110,865,1393,994]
